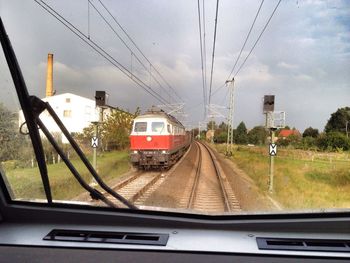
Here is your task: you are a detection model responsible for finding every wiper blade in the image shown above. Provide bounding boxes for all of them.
[0,17,135,209]
[31,96,136,209]
[0,17,53,203]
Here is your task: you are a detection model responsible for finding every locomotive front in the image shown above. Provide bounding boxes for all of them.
[129,109,187,169]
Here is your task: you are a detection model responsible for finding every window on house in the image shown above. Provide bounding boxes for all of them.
[63,110,72,118]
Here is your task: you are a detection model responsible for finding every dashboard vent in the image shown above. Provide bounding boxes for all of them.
[257,237,350,253]
[44,229,168,246]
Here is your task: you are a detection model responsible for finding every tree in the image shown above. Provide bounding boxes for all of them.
[316,132,350,151]
[207,120,217,131]
[235,121,248,144]
[248,126,268,145]
[303,127,319,138]
[214,131,227,143]
[218,121,228,131]
[0,104,24,162]
[325,107,350,134]
[300,136,317,150]
[101,108,139,150]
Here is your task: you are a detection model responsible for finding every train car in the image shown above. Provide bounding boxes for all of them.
[130,107,190,169]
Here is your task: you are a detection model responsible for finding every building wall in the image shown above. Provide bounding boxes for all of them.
[19,93,99,143]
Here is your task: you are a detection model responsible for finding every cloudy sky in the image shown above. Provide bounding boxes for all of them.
[0,0,349,131]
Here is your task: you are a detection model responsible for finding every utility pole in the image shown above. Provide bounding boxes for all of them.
[207,104,225,143]
[263,95,275,193]
[198,121,201,140]
[92,121,98,170]
[91,91,107,186]
[226,78,235,156]
[268,114,277,194]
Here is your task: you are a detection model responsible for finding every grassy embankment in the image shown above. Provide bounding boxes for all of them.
[4,151,130,200]
[215,144,350,210]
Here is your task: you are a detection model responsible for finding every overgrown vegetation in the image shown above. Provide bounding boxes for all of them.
[215,144,350,209]
[4,151,130,200]
[198,106,350,152]
[75,108,139,151]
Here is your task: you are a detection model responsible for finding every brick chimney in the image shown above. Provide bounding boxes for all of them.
[46,53,53,97]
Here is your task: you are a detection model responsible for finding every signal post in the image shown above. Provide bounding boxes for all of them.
[263,95,285,193]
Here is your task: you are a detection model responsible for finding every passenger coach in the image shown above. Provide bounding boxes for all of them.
[130,107,190,169]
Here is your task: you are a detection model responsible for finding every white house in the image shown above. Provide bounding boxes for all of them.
[19,93,99,143]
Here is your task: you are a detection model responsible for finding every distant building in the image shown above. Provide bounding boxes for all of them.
[19,93,99,143]
[278,129,301,140]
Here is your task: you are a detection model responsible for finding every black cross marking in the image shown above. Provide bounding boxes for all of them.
[269,143,277,156]
[91,137,98,148]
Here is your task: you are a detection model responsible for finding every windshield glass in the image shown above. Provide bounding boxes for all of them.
[152,122,164,133]
[134,122,147,132]
[0,0,349,216]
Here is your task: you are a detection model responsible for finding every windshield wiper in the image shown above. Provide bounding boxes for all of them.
[0,17,52,203]
[0,17,136,209]
[31,97,136,209]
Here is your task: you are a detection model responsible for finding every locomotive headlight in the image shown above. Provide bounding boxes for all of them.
[162,150,166,154]
[146,136,152,142]
[133,150,138,154]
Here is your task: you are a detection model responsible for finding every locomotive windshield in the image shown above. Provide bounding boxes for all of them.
[0,1,349,217]
[151,122,165,133]
[134,122,147,132]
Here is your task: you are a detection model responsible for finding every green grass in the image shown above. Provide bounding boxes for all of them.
[4,151,130,200]
[215,144,350,210]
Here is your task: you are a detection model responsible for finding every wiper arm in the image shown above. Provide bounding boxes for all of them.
[30,96,136,209]
[0,17,52,203]
[36,116,118,209]
[0,17,135,209]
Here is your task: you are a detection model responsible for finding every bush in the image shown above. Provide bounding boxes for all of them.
[299,136,317,150]
[316,132,350,151]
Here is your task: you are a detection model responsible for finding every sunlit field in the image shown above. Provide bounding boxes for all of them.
[215,144,350,210]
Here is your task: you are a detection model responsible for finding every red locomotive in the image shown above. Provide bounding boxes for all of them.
[130,107,190,169]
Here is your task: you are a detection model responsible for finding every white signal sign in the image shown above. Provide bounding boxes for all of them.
[269,143,277,156]
[91,137,99,148]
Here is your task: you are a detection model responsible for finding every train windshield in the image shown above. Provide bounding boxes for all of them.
[134,122,147,132]
[0,1,349,216]
[151,122,165,133]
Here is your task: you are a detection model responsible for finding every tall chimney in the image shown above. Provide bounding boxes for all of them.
[46,53,53,97]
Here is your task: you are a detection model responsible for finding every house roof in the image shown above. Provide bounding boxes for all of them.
[279,129,300,137]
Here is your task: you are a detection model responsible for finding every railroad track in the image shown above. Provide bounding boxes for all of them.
[101,171,164,208]
[187,141,241,213]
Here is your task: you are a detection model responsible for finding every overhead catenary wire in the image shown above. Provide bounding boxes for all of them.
[197,0,207,116]
[34,0,169,105]
[227,0,264,79]
[88,0,175,103]
[202,0,208,107]
[234,0,282,77]
[208,0,220,106]
[211,0,280,100]
[97,0,184,103]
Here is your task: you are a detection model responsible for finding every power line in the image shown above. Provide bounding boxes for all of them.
[234,0,282,77]
[197,0,207,116]
[211,0,280,104]
[208,0,220,106]
[97,0,183,103]
[227,0,264,79]
[211,0,264,97]
[34,0,169,105]
[88,0,175,102]
[202,0,208,106]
